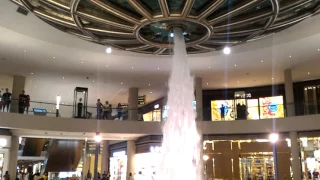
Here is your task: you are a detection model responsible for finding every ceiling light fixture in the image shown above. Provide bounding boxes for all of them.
[289,55,292,58]
[169,33,174,38]
[53,57,56,59]
[206,83,209,85]
[24,50,27,53]
[131,67,134,69]
[234,64,237,67]
[92,81,95,83]
[62,77,65,79]
[318,49,320,51]
[308,72,310,75]
[272,78,274,80]
[106,47,112,54]
[148,84,151,86]
[261,60,263,62]
[223,47,231,55]
[157,68,160,70]
[237,81,239,83]
[31,72,33,75]
[150,92,153,94]
[208,67,211,69]
[121,82,123,85]
[81,62,84,64]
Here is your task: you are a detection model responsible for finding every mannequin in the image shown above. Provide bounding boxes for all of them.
[77,98,83,118]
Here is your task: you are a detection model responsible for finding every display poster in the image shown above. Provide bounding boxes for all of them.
[247,99,259,120]
[211,100,235,121]
[143,112,153,122]
[259,96,284,119]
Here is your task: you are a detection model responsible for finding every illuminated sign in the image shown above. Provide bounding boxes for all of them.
[0,138,7,147]
[112,151,126,157]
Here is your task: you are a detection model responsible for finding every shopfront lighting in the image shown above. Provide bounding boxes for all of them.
[0,138,7,147]
[300,137,308,147]
[150,146,161,153]
[223,47,231,55]
[269,133,279,143]
[56,95,61,110]
[286,138,291,147]
[154,104,159,109]
[203,155,209,161]
[94,132,102,143]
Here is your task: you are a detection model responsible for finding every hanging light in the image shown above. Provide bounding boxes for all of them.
[94,132,102,143]
[269,133,279,143]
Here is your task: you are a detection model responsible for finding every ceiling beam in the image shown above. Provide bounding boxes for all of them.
[197,0,226,21]
[154,48,166,55]
[34,9,77,28]
[208,0,259,26]
[158,0,170,18]
[84,26,134,37]
[88,0,141,25]
[126,45,150,51]
[181,0,195,18]
[39,0,70,11]
[127,0,153,20]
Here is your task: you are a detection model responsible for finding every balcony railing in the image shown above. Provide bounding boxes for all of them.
[1,99,320,121]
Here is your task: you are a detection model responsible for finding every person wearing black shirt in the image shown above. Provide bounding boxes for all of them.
[18,90,27,114]
[2,88,12,112]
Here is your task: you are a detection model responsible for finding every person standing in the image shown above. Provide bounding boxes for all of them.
[102,101,110,120]
[3,171,10,180]
[96,99,102,119]
[19,90,27,114]
[86,170,92,180]
[117,103,122,120]
[25,95,30,114]
[2,88,12,112]
[220,104,225,120]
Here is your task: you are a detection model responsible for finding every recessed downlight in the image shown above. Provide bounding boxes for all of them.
[62,77,65,79]
[31,72,33,75]
[24,50,27,53]
[148,84,151,86]
[131,67,134,69]
[206,82,209,85]
[261,60,263,62]
[157,67,160,70]
[208,67,211,69]
[289,55,292,58]
[53,57,56,59]
[308,72,310,75]
[92,81,95,83]
[223,47,231,55]
[106,47,112,54]
[234,64,237,67]
[121,82,123,85]
[106,65,108,67]
[81,62,84,64]
[150,92,153,94]
[237,81,239,83]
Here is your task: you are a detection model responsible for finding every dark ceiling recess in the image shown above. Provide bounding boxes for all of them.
[10,0,320,55]
[16,6,28,16]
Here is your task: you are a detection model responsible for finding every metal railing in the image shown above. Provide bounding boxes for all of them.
[1,99,320,121]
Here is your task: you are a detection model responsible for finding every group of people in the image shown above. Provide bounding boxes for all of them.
[3,171,46,180]
[86,170,110,180]
[0,88,30,114]
[96,99,123,120]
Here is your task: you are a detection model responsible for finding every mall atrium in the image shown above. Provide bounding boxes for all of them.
[0,0,320,180]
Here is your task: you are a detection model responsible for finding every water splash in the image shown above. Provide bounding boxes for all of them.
[157,28,203,180]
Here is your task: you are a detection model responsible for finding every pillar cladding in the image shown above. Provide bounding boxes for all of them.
[126,140,136,180]
[284,69,295,116]
[195,77,203,120]
[9,136,19,178]
[289,131,302,180]
[11,76,25,113]
[128,88,138,120]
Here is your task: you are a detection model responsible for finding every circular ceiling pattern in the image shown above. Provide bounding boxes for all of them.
[11,0,320,55]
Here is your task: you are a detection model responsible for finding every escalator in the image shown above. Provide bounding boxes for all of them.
[45,140,83,172]
[22,138,46,156]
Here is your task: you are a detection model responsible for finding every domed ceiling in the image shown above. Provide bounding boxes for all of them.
[11,0,320,55]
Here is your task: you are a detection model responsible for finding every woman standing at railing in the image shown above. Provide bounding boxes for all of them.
[96,99,103,119]
[25,95,30,114]
[117,103,122,120]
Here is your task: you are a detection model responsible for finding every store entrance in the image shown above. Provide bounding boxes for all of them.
[240,153,275,180]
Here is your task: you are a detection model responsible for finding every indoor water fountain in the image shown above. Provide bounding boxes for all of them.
[156,27,203,180]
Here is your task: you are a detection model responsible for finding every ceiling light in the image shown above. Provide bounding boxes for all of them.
[62,77,65,79]
[208,67,211,69]
[92,81,95,83]
[34,86,36,88]
[121,82,123,85]
[308,72,310,75]
[289,55,292,58]
[24,50,27,53]
[272,78,274,80]
[261,60,263,62]
[106,47,112,54]
[94,133,102,143]
[81,62,84,64]
[106,65,108,67]
[150,92,153,94]
[148,84,151,86]
[234,64,237,67]
[318,49,320,51]
[157,68,160,70]
[169,33,174,38]
[31,72,33,75]
[131,67,134,69]
[223,47,231,55]
[206,83,209,85]
[53,57,56,59]
[237,81,239,83]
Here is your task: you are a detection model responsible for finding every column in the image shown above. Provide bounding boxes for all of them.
[11,75,25,113]
[289,131,302,180]
[128,88,138,120]
[195,77,203,120]
[101,140,109,174]
[8,136,19,179]
[126,140,135,180]
[284,69,295,116]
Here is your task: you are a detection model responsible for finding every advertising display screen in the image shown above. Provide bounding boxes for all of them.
[211,100,235,121]
[259,96,284,119]
[247,99,259,120]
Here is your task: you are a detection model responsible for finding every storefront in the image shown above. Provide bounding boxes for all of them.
[109,142,127,180]
[203,138,291,180]
[0,135,11,180]
[139,98,166,122]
